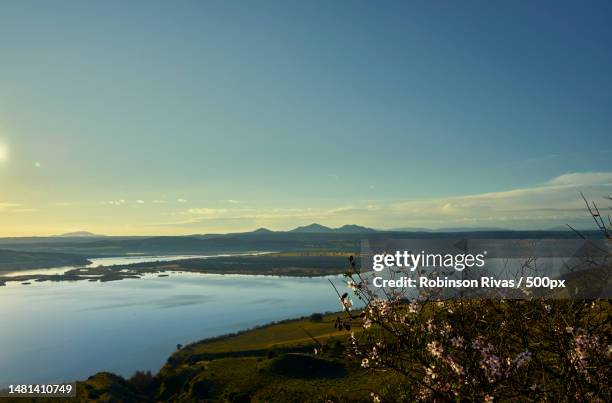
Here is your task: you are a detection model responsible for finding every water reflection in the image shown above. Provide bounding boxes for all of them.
[0,272,345,387]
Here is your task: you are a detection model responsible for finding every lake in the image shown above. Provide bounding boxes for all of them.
[1,254,583,387]
[0,270,346,387]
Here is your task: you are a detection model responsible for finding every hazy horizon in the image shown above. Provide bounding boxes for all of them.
[0,220,600,239]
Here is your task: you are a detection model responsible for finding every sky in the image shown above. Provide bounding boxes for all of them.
[0,1,611,236]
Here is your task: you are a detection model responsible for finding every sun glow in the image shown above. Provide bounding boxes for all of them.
[0,143,8,162]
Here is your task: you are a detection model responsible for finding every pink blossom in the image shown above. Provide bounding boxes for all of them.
[427,341,444,359]
[450,336,465,349]
[513,350,532,369]
[409,299,421,314]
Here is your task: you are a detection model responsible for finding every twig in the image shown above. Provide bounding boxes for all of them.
[299,326,324,349]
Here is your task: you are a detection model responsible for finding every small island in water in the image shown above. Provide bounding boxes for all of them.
[0,252,353,285]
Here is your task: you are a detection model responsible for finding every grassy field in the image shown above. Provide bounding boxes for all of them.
[174,313,351,360]
[156,354,400,402]
[151,314,395,402]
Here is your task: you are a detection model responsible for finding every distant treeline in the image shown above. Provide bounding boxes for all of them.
[0,249,90,271]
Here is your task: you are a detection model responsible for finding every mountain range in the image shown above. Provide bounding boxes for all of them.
[0,223,598,259]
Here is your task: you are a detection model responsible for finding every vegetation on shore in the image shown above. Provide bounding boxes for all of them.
[0,249,90,272]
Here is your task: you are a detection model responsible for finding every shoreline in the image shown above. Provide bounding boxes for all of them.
[0,252,354,285]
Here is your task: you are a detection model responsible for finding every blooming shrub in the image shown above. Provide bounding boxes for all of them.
[337,263,610,401]
[332,192,612,402]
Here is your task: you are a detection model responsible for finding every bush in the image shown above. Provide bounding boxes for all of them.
[128,370,157,395]
[332,195,612,401]
[309,312,324,322]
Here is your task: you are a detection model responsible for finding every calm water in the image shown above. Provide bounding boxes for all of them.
[0,272,345,387]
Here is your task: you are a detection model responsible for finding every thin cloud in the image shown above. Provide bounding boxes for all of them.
[546,172,612,187]
[103,199,126,206]
[387,171,612,226]
[0,202,21,210]
[157,171,612,231]
[188,208,229,217]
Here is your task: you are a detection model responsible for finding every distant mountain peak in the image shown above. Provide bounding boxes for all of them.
[334,224,376,233]
[290,223,333,233]
[289,223,376,233]
[56,231,103,237]
[252,227,273,233]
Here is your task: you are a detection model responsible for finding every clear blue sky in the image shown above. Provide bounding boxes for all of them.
[0,1,611,235]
